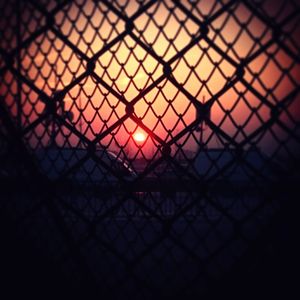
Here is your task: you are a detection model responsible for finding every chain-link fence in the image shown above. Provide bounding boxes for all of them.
[1,0,299,298]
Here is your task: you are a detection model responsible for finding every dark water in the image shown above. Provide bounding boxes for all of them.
[1,185,282,299]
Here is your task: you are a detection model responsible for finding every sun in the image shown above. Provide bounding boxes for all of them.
[133,132,146,142]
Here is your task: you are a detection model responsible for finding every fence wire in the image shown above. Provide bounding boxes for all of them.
[0,0,300,298]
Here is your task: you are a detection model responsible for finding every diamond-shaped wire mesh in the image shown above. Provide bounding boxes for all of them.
[0,0,299,298]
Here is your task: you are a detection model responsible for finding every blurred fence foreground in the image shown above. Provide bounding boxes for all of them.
[0,0,300,298]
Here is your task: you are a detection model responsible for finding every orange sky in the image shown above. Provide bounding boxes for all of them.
[1,0,299,159]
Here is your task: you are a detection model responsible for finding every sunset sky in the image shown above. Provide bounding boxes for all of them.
[1,0,299,160]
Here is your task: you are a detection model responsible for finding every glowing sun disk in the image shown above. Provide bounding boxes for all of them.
[133,132,146,142]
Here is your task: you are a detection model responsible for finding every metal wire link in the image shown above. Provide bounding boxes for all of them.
[0,0,299,298]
